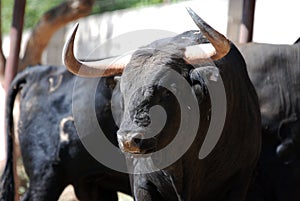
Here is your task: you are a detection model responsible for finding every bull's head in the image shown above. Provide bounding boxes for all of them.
[63,8,231,155]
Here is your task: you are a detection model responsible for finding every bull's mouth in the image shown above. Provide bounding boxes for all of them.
[122,141,156,155]
[122,140,145,154]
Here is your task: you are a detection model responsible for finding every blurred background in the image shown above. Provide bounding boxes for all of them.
[1,0,300,65]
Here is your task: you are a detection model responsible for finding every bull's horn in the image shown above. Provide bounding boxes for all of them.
[62,23,130,77]
[184,7,230,64]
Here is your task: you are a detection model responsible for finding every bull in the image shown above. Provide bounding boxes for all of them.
[238,39,300,201]
[0,65,130,201]
[63,8,261,201]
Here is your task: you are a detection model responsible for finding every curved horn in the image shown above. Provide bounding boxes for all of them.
[184,7,230,64]
[62,23,131,77]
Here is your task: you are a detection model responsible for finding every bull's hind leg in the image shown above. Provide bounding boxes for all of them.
[20,184,66,201]
[20,167,67,201]
[20,182,66,201]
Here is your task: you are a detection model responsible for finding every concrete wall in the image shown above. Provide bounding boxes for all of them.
[45,0,229,65]
[37,0,300,66]
[3,0,300,64]
[253,0,300,44]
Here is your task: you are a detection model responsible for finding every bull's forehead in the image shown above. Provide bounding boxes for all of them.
[120,48,186,94]
[120,63,170,96]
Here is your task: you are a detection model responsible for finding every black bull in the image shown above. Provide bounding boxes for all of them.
[0,66,130,201]
[238,40,300,201]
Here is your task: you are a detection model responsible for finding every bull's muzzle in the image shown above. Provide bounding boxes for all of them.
[117,132,156,154]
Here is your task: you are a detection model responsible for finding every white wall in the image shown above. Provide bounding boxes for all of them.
[253,0,300,44]
[44,0,300,65]
[49,0,229,64]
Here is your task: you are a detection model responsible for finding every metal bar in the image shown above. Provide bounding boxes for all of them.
[4,0,26,91]
[239,0,256,43]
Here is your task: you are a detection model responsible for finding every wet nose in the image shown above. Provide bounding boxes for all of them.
[117,132,145,153]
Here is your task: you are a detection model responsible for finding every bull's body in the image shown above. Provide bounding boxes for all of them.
[107,15,262,201]
[0,66,130,201]
[238,41,300,201]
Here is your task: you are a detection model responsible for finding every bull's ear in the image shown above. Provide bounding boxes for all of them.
[189,66,219,101]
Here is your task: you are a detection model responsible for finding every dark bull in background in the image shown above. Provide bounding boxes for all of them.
[238,39,300,201]
[0,66,131,201]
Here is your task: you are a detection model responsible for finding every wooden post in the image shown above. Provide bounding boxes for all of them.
[4,0,26,91]
[0,0,6,81]
[239,0,256,43]
[227,0,243,42]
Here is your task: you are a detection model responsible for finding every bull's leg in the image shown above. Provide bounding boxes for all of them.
[20,184,65,201]
[133,177,166,201]
[20,167,66,201]
[74,182,118,201]
[134,186,165,201]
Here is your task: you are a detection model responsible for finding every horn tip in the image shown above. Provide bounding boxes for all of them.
[186,7,203,28]
[62,23,80,66]
[185,7,193,14]
[72,22,79,34]
[74,22,79,29]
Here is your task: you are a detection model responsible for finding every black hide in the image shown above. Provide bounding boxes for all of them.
[0,65,130,201]
[238,41,300,201]
[115,30,261,201]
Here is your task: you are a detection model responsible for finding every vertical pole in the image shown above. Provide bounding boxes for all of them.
[4,0,26,92]
[227,0,243,43]
[0,0,6,80]
[3,1,26,201]
[239,0,256,43]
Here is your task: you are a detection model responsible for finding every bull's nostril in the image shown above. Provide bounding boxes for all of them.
[132,137,142,145]
[117,131,156,154]
[117,132,148,153]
